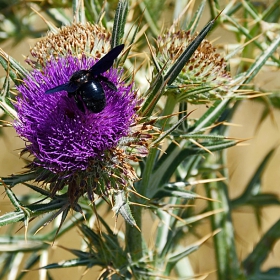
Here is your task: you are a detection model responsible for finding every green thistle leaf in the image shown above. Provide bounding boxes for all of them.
[111,0,128,48]
[112,190,138,228]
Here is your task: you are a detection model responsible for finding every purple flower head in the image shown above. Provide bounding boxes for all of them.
[8,23,154,226]
[14,55,137,173]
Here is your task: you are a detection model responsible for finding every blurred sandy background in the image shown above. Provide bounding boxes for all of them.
[0,5,280,280]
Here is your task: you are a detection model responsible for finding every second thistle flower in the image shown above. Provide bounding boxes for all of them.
[156,29,232,103]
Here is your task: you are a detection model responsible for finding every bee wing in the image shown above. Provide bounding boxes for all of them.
[89,44,124,76]
[45,82,78,94]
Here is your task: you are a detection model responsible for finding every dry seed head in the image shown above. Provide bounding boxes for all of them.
[157,30,232,103]
[30,23,111,65]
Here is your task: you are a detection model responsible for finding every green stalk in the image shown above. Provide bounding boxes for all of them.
[162,93,177,117]
[205,156,242,280]
[157,92,178,130]
[140,147,158,197]
[125,204,143,261]
[141,93,177,197]
[125,95,178,261]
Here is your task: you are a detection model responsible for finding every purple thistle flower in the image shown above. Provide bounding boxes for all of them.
[14,55,137,173]
[5,23,154,227]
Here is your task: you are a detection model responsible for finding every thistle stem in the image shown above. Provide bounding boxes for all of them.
[162,92,177,118]
[125,204,143,260]
[205,153,241,280]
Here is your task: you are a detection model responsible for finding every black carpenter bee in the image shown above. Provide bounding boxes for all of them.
[45,44,124,113]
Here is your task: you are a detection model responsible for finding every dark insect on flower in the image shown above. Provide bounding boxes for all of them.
[45,44,124,113]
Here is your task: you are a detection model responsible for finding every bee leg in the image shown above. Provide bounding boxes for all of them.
[73,93,85,112]
[98,75,118,91]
